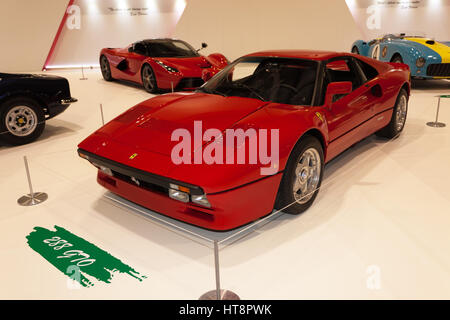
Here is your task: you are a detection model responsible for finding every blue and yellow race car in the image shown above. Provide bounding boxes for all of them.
[352,34,450,79]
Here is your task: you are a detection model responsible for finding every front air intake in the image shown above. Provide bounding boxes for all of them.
[427,63,450,77]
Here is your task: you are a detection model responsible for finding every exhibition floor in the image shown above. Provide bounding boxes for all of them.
[1,69,449,299]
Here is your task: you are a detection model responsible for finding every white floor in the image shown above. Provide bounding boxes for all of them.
[0,69,449,299]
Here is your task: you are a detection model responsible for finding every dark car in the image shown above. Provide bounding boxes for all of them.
[0,72,77,145]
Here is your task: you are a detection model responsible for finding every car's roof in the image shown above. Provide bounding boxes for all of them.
[244,50,348,61]
[142,38,181,42]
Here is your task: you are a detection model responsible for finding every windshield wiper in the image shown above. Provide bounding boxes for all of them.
[233,83,266,101]
[196,87,228,97]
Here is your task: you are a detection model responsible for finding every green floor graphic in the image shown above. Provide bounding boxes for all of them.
[26,225,147,287]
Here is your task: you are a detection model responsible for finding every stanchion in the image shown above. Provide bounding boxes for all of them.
[427,95,448,128]
[199,240,240,300]
[17,156,48,206]
[171,81,174,93]
[100,103,105,125]
[80,66,88,80]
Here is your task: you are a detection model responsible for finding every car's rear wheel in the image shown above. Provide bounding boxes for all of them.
[0,97,45,145]
[100,55,113,81]
[376,89,408,138]
[141,64,158,93]
[275,135,324,214]
[352,46,360,54]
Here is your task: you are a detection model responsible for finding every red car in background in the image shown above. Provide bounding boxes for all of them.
[100,38,228,93]
[80,50,410,231]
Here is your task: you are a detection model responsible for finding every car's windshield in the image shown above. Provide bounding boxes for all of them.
[382,33,426,40]
[145,40,199,58]
[198,57,318,105]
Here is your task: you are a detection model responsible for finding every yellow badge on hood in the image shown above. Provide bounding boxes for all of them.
[129,153,138,160]
[315,112,324,122]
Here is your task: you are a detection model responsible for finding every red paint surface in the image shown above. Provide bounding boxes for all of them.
[79,50,411,230]
[101,45,228,90]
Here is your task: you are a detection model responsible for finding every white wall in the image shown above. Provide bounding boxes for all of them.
[0,0,70,72]
[48,0,187,68]
[0,0,363,72]
[173,0,363,61]
[346,0,450,40]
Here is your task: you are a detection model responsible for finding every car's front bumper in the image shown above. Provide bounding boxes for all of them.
[78,148,282,231]
[156,66,223,91]
[46,97,77,119]
[96,169,282,231]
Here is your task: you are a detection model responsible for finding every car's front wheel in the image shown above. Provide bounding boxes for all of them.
[391,55,403,64]
[0,97,45,145]
[141,64,158,93]
[275,135,324,214]
[100,55,113,81]
[352,46,360,54]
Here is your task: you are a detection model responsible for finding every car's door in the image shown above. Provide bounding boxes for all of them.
[323,57,380,159]
[128,42,148,78]
[115,42,148,82]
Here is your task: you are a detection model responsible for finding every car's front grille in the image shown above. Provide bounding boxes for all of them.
[176,77,204,89]
[112,170,167,194]
[427,63,450,77]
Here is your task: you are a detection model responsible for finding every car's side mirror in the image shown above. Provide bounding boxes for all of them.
[325,81,352,106]
[202,70,213,82]
[198,42,208,52]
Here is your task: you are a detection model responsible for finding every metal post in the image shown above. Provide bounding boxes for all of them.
[100,103,105,126]
[80,66,87,80]
[427,96,446,128]
[435,97,441,123]
[214,240,221,300]
[171,81,174,93]
[17,156,48,206]
[24,156,34,199]
[199,240,240,300]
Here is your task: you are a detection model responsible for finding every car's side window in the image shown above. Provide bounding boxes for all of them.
[133,42,147,56]
[354,58,378,82]
[323,58,365,102]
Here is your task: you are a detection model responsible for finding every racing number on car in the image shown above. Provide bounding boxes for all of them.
[371,44,380,60]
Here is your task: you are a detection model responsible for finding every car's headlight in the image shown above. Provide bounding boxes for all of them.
[168,183,211,207]
[191,194,211,208]
[155,60,179,73]
[169,188,189,203]
[416,57,426,68]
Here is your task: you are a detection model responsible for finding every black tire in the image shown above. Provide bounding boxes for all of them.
[0,97,46,145]
[376,89,408,139]
[141,64,158,93]
[100,55,113,81]
[352,46,360,55]
[391,54,403,63]
[275,135,324,215]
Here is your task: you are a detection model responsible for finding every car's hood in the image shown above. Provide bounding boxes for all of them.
[97,93,270,156]
[0,72,64,80]
[395,38,450,61]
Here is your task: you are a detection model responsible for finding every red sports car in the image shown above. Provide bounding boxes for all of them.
[99,38,228,93]
[79,50,410,231]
